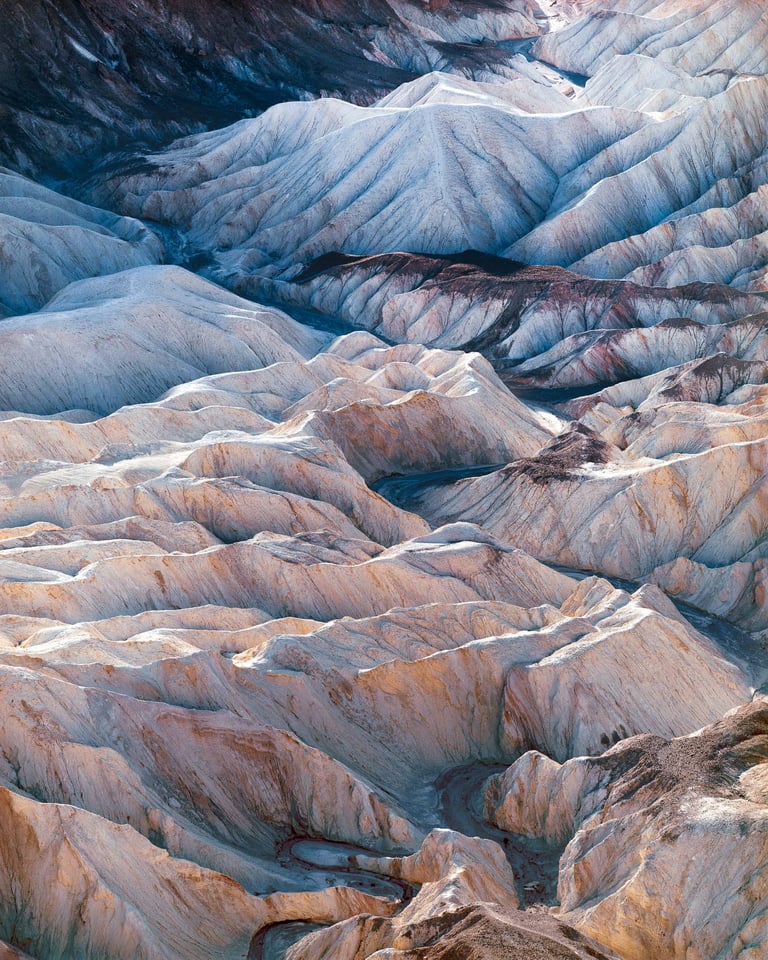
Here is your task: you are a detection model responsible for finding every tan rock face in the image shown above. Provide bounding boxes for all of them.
[484,701,768,960]
[1,0,767,958]
[413,428,768,626]
[292,903,622,960]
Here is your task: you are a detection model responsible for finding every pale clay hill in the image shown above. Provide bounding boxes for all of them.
[1,1,768,960]
[0,169,163,317]
[254,251,768,368]
[97,25,768,291]
[0,266,327,415]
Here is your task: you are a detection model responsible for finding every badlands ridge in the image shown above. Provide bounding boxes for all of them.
[0,1,767,959]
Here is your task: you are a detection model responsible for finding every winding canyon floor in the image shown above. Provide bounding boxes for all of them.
[1,1,768,959]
